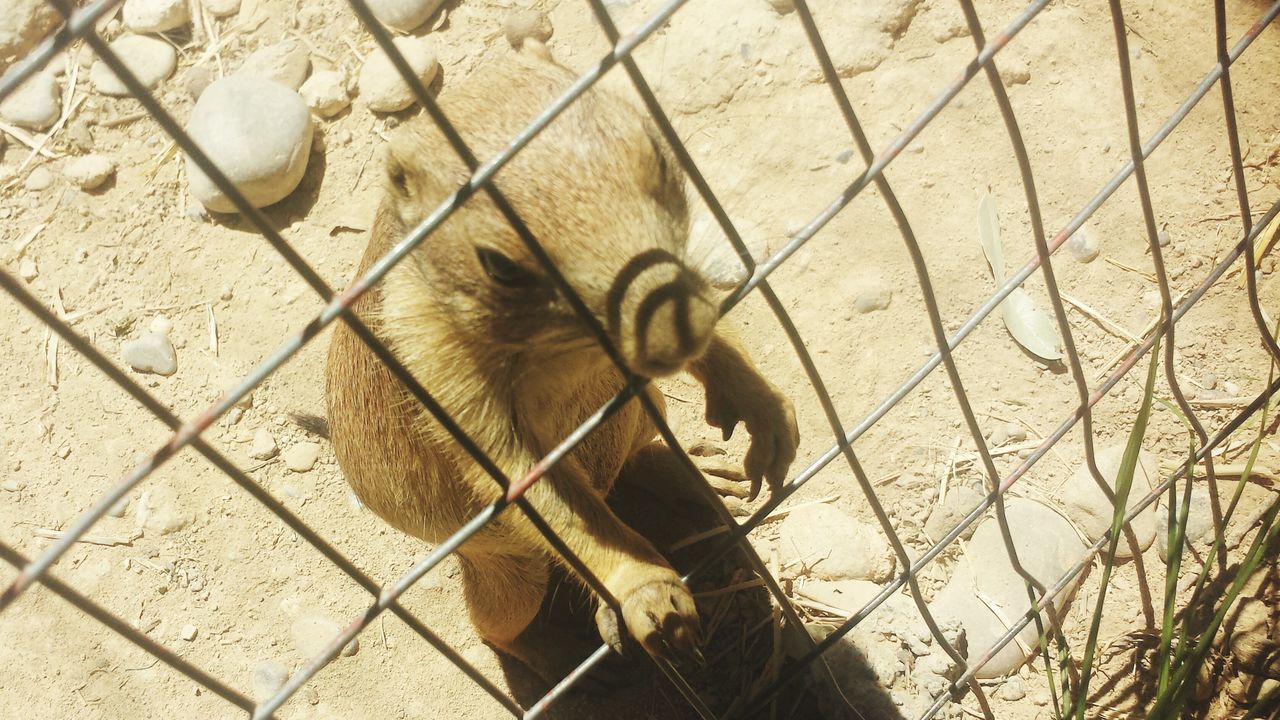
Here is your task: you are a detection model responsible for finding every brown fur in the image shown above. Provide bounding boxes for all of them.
[325,46,798,684]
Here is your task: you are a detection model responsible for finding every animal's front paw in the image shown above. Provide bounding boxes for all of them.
[595,570,701,664]
[704,382,799,500]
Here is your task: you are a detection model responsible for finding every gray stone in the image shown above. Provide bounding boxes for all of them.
[504,10,553,49]
[236,40,310,91]
[0,70,59,131]
[357,36,439,113]
[997,675,1026,701]
[779,504,895,582]
[90,35,177,96]
[1158,229,1171,247]
[182,66,214,99]
[1,0,60,69]
[1156,485,1218,562]
[1059,445,1158,559]
[185,76,313,213]
[249,429,278,460]
[923,485,985,543]
[930,498,1084,678]
[123,0,189,34]
[1066,226,1099,263]
[250,660,288,701]
[299,70,349,118]
[283,442,320,472]
[365,0,445,32]
[64,154,116,190]
[122,332,177,376]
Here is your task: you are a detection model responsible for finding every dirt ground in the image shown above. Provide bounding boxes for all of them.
[2,0,1280,718]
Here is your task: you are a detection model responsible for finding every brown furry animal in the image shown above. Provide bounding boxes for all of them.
[325,45,798,684]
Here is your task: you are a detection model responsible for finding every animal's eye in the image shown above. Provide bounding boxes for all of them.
[476,247,539,288]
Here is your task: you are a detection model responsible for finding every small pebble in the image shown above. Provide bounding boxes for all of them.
[17,257,38,281]
[358,36,439,113]
[997,676,1027,701]
[204,0,240,17]
[1223,380,1241,395]
[1003,423,1027,443]
[1001,59,1031,86]
[180,624,198,641]
[290,613,357,658]
[249,429,278,460]
[687,440,727,457]
[1,480,25,492]
[299,70,350,118]
[107,494,131,518]
[64,154,116,190]
[764,0,795,13]
[185,75,313,213]
[988,425,1009,448]
[0,70,60,131]
[1066,226,1099,263]
[1201,372,1217,391]
[90,35,177,96]
[504,9,553,49]
[182,66,214,99]
[853,283,892,314]
[122,332,178,376]
[251,660,289,701]
[283,442,320,472]
[1157,229,1171,247]
[149,315,173,336]
[340,637,359,657]
[235,40,310,91]
[23,166,54,191]
[123,0,189,33]
[365,0,445,32]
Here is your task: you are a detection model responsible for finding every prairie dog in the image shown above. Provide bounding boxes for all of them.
[325,46,799,683]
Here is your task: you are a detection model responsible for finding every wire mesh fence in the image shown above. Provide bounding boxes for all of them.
[1,0,1278,718]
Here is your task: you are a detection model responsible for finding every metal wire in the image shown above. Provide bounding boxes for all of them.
[2,0,1278,718]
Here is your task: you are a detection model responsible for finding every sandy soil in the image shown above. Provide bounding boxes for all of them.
[2,0,1279,718]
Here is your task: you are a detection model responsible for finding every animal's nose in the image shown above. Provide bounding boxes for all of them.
[617,264,717,378]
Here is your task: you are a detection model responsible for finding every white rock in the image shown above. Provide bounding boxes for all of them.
[1066,226,1099,263]
[930,498,1084,678]
[1,0,59,67]
[365,0,445,32]
[283,442,320,472]
[853,281,892,314]
[90,35,177,97]
[504,10,553,49]
[249,429,278,460]
[204,0,241,18]
[997,675,1027,701]
[122,332,177,375]
[185,76,313,213]
[123,0,189,33]
[0,71,59,131]
[299,70,350,118]
[64,154,116,190]
[235,40,310,91]
[135,486,193,535]
[23,166,53,192]
[180,624,198,641]
[17,257,38,281]
[358,36,439,113]
[778,504,895,582]
[290,614,357,659]
[250,660,288,701]
[148,315,173,336]
[1059,445,1158,559]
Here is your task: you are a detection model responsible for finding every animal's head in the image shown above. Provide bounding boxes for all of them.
[378,53,718,379]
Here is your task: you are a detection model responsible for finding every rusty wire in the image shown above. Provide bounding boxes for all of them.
[1,0,1279,718]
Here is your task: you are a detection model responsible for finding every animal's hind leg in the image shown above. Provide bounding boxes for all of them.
[460,551,610,688]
